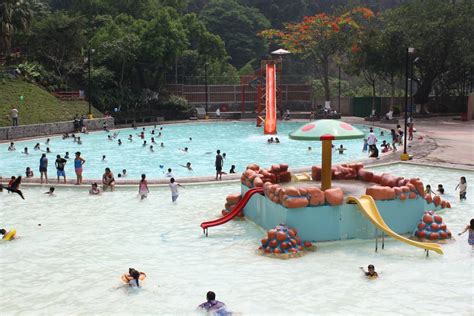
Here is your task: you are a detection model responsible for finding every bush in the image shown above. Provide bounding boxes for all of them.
[160,95,193,120]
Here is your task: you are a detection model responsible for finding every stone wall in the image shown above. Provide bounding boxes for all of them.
[0,117,114,141]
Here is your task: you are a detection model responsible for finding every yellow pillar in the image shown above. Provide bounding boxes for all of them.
[321,139,332,190]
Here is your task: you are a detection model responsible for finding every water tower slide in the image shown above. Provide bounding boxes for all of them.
[264,63,277,134]
[200,187,264,235]
[347,195,443,254]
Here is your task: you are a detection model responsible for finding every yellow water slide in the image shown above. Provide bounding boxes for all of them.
[347,195,444,255]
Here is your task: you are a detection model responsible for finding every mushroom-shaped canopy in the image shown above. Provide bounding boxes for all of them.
[288,119,364,141]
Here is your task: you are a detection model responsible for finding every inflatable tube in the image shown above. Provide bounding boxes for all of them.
[121,272,146,284]
[4,229,16,241]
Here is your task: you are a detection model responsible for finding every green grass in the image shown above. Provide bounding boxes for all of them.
[0,78,103,127]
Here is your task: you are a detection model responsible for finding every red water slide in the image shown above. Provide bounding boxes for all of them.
[200,187,264,236]
[264,62,277,134]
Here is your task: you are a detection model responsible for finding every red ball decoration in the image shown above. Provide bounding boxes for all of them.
[288,228,297,237]
[276,231,287,241]
[434,215,442,223]
[440,223,447,231]
[439,231,448,239]
[261,238,268,246]
[267,229,276,239]
[273,248,281,254]
[429,232,439,240]
[270,239,278,248]
[431,223,439,231]
[418,230,427,239]
[304,241,312,247]
[281,242,289,249]
[418,222,426,230]
[423,215,433,224]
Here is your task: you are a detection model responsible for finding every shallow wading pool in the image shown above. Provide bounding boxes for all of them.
[0,164,472,314]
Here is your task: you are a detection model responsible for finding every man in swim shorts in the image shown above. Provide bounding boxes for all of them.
[215,150,223,180]
[55,154,67,183]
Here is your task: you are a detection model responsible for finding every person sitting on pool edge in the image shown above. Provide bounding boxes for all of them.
[197,291,229,314]
[122,268,146,287]
[102,167,116,191]
[360,264,378,279]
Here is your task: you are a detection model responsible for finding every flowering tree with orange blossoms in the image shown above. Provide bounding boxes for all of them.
[260,7,374,105]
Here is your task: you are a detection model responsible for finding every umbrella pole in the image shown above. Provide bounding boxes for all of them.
[321,139,332,190]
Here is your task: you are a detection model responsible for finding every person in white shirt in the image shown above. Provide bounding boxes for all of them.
[367,128,377,146]
[169,177,184,202]
[165,168,173,178]
[11,107,18,126]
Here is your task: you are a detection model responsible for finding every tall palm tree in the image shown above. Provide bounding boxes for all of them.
[0,0,34,54]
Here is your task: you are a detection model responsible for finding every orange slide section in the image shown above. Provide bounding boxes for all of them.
[264,63,277,134]
[200,187,264,236]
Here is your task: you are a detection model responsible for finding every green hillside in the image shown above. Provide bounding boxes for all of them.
[0,79,103,127]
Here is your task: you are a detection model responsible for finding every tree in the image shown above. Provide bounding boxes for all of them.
[200,0,270,69]
[383,0,474,106]
[27,11,86,88]
[0,0,35,54]
[261,7,375,104]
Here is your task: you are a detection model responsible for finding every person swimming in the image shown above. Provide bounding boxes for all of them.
[179,162,193,170]
[128,134,133,141]
[143,141,147,147]
[22,147,29,155]
[151,137,156,144]
[360,264,378,279]
[44,187,55,196]
[34,143,40,150]
[181,147,188,152]
[8,142,15,151]
[337,145,346,154]
[150,145,154,152]
[229,165,236,174]
[122,268,146,287]
[160,142,164,147]
[65,152,70,159]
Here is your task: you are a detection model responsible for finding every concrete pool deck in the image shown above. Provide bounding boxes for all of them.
[1,116,472,187]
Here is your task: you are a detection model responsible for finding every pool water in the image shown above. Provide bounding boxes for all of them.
[1,164,472,314]
[0,122,391,179]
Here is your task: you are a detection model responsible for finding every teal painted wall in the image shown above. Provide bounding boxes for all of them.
[242,185,441,242]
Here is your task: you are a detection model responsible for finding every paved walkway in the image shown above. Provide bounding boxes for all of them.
[344,116,474,170]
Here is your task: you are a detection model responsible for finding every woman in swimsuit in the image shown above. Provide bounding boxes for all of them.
[458,218,474,248]
[102,167,116,191]
[138,174,150,200]
[74,152,86,185]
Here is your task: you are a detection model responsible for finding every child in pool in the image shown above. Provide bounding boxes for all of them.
[424,184,435,196]
[362,139,368,152]
[44,187,55,196]
[437,184,445,195]
[138,174,150,200]
[89,183,101,195]
[0,228,16,240]
[455,176,467,200]
[122,268,146,287]
[360,264,378,279]
[458,219,474,248]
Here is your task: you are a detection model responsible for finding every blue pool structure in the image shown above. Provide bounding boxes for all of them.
[0,122,391,179]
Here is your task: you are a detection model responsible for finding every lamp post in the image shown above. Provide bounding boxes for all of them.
[401,47,414,161]
[204,62,209,119]
[86,48,95,119]
[338,64,341,113]
[271,49,291,116]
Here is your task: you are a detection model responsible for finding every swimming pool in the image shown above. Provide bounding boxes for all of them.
[1,164,472,314]
[0,122,391,179]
